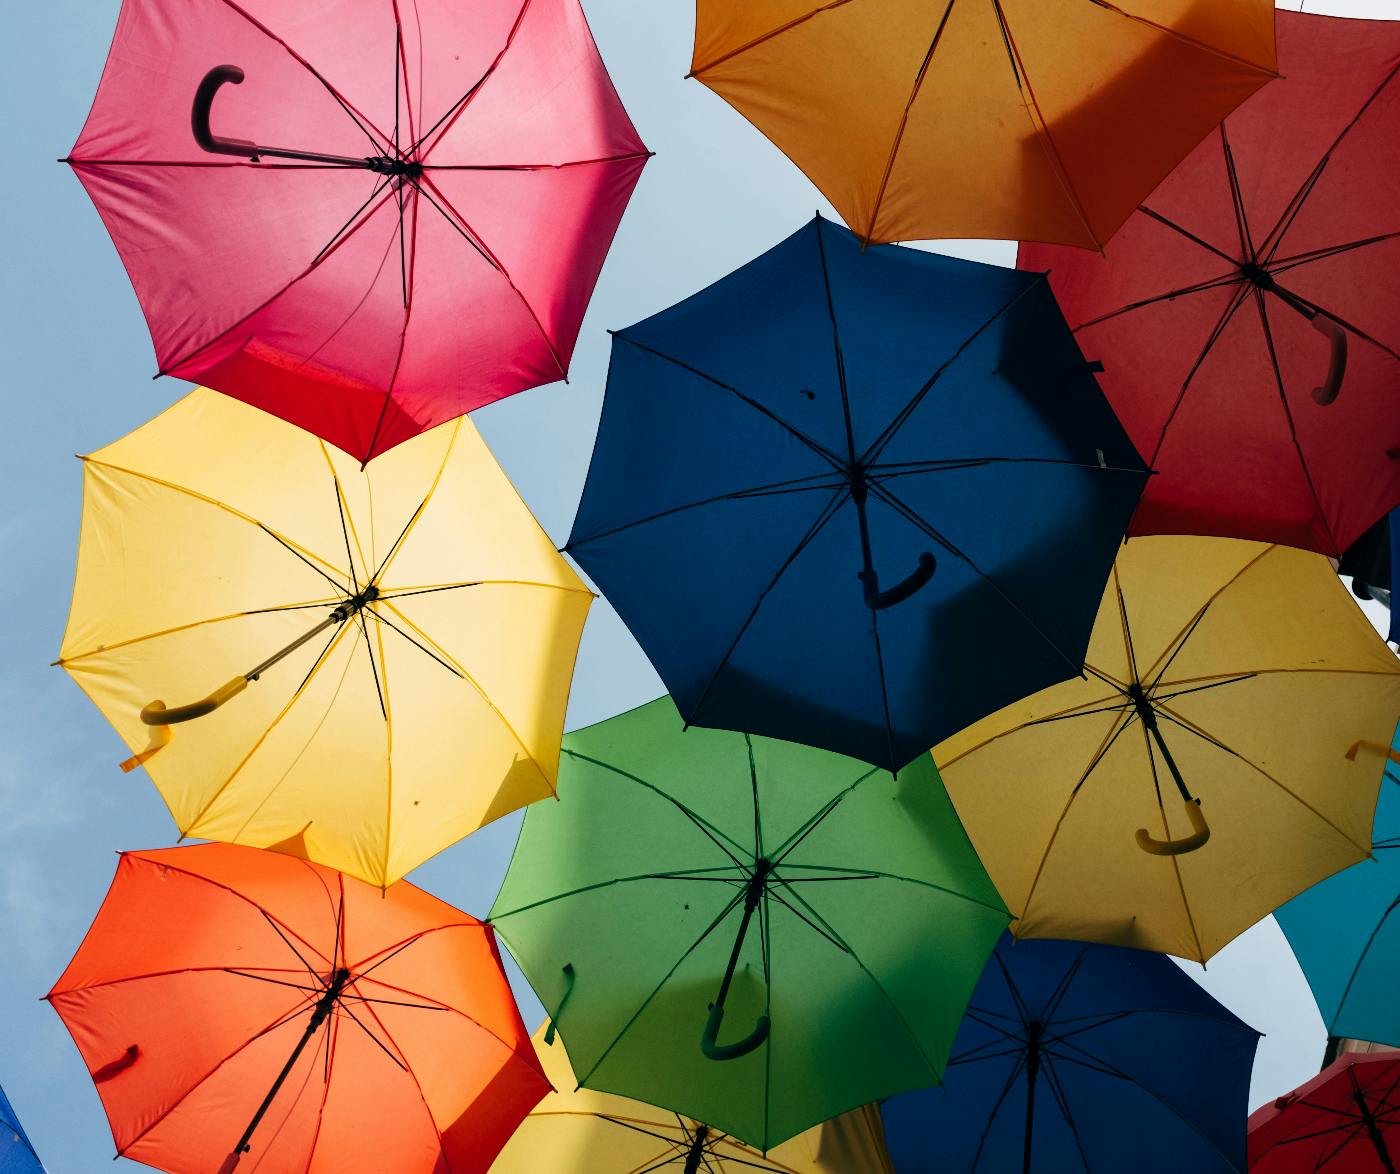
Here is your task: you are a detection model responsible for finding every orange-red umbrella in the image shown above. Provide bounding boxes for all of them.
[47,843,547,1173]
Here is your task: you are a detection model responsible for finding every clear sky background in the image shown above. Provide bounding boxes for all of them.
[0,0,1394,1168]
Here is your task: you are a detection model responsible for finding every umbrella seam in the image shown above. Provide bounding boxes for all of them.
[688,0,864,75]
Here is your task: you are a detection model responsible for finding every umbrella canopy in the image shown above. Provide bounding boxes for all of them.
[489,697,1010,1150]
[68,0,648,462]
[47,843,547,1173]
[0,1084,43,1174]
[566,216,1149,772]
[881,934,1259,1174]
[1276,728,1400,1051]
[936,535,1400,962]
[1019,10,1400,558]
[491,1024,896,1173]
[1248,1052,1400,1173]
[690,0,1275,249]
[56,389,590,887]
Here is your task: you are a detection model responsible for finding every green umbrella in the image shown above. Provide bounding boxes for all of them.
[489,697,1010,1150]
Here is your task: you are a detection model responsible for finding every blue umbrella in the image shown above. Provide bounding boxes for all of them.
[1276,724,1400,1050]
[0,1083,43,1174]
[567,217,1149,770]
[881,935,1259,1173]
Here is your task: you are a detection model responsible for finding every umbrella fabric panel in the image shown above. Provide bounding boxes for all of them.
[692,0,1275,248]
[1020,11,1400,556]
[71,0,647,461]
[0,1085,41,1174]
[1276,739,1400,1049]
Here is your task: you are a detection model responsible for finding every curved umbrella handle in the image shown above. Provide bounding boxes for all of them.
[140,676,248,726]
[1309,314,1348,406]
[1345,740,1400,766]
[1135,798,1210,856]
[701,1003,770,1061]
[192,66,259,157]
[860,552,937,611]
[543,963,575,1046]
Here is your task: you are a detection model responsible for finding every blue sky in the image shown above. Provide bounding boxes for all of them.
[0,0,1392,1168]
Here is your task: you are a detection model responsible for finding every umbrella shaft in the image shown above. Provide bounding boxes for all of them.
[1023,1037,1040,1174]
[1145,722,1194,804]
[1355,1091,1397,1173]
[714,887,761,1013]
[245,613,342,681]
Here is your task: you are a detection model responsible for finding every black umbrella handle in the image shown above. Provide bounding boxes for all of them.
[1308,313,1348,406]
[860,552,938,610]
[701,1003,770,1061]
[192,66,395,169]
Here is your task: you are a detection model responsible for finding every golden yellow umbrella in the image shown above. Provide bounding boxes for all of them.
[936,536,1400,963]
[690,1,1277,249]
[491,1025,894,1173]
[57,389,591,887]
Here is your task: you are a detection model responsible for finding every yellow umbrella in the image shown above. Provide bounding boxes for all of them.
[490,1025,895,1173]
[57,389,591,887]
[936,536,1400,962]
[690,0,1277,249]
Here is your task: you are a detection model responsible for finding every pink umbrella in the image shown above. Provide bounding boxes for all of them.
[68,0,649,462]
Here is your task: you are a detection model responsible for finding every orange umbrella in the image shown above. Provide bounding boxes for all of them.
[691,1,1278,249]
[47,844,547,1173]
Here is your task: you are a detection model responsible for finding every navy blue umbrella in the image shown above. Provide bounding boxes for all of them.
[881,935,1259,1173]
[567,217,1150,770]
[0,1083,43,1174]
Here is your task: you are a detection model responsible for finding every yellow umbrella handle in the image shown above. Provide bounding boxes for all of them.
[1345,740,1400,766]
[1135,798,1211,856]
[140,676,249,726]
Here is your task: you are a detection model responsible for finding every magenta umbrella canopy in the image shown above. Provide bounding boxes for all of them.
[69,0,649,462]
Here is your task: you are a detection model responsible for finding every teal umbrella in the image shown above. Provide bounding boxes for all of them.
[489,697,1010,1150]
[1276,726,1400,1049]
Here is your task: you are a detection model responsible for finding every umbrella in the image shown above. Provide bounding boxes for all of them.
[690,0,1276,249]
[1019,10,1400,558]
[1248,1051,1400,1173]
[935,535,1400,962]
[67,0,649,463]
[880,934,1259,1173]
[566,216,1150,772]
[56,389,590,887]
[488,697,1010,1150]
[47,842,547,1173]
[1276,728,1400,1051]
[491,1024,896,1173]
[0,1084,43,1174]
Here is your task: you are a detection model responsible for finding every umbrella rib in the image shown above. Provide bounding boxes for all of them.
[322,449,369,586]
[364,603,462,679]
[768,767,881,863]
[1220,124,1256,260]
[777,864,1010,916]
[1144,281,1253,468]
[1085,1,1281,75]
[1072,273,1245,333]
[425,152,653,172]
[1326,898,1400,1038]
[1149,674,1257,706]
[766,886,850,955]
[609,333,846,471]
[490,868,746,921]
[1154,704,1371,854]
[968,1053,1032,1173]
[410,172,568,380]
[814,212,858,463]
[861,0,956,244]
[868,481,1082,675]
[685,487,851,724]
[1251,290,1343,554]
[688,0,861,74]
[859,276,1045,467]
[155,179,400,379]
[573,887,750,1089]
[566,472,850,549]
[561,750,752,859]
[309,174,395,269]
[1260,59,1400,262]
[376,579,590,601]
[1017,710,1139,922]
[1268,232,1400,275]
[405,0,532,158]
[1038,1054,1093,1173]
[210,0,393,153]
[1137,206,1241,268]
[363,179,421,463]
[356,612,388,720]
[367,421,458,585]
[1112,563,1140,681]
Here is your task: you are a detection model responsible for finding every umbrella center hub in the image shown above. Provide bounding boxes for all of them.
[745,858,774,907]
[1126,682,1157,727]
[367,155,423,179]
[1240,261,1274,290]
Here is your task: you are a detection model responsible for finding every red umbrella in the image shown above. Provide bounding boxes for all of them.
[68,0,649,462]
[1249,1052,1400,1172]
[1019,10,1400,558]
[47,844,548,1173]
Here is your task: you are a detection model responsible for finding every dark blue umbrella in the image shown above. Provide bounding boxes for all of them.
[566,217,1150,770]
[1276,726,1400,1052]
[881,935,1259,1173]
[0,1083,43,1174]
